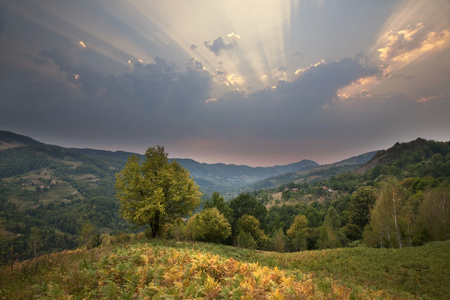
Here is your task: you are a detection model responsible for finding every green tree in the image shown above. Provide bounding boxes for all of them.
[318,207,343,249]
[79,222,98,250]
[236,214,268,249]
[236,230,257,249]
[229,193,267,228]
[286,215,308,251]
[115,146,202,238]
[349,186,376,229]
[369,177,406,248]
[188,208,231,243]
[419,183,450,241]
[204,191,232,221]
[272,227,287,252]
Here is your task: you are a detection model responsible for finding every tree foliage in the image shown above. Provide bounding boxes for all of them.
[229,193,267,228]
[115,146,201,238]
[349,186,376,229]
[318,207,344,249]
[236,214,268,248]
[287,215,308,251]
[419,183,450,241]
[187,208,231,243]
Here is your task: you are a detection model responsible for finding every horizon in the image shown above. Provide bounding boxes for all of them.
[1,1,450,167]
[3,129,448,168]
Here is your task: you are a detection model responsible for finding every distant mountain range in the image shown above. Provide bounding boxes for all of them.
[0,130,376,195]
[233,151,377,194]
[0,130,318,195]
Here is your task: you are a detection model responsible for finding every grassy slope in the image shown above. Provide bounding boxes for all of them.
[1,239,448,299]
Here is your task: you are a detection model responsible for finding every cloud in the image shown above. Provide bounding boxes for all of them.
[416,94,445,103]
[376,23,450,75]
[339,24,450,99]
[227,32,240,40]
[38,44,106,94]
[377,23,425,63]
[204,36,236,56]
[203,55,379,136]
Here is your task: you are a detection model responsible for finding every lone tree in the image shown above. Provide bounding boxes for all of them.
[115,145,202,238]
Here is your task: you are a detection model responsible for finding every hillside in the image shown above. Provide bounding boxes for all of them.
[0,130,318,261]
[0,130,46,150]
[0,131,318,197]
[2,131,449,266]
[1,238,449,299]
[354,137,450,176]
[236,151,377,193]
[172,158,318,196]
[72,148,318,195]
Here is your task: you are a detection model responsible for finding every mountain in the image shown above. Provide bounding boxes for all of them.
[235,151,377,193]
[68,142,318,195]
[0,130,46,149]
[170,158,318,195]
[354,137,450,176]
[0,131,318,195]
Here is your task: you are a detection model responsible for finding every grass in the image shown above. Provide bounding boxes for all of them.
[1,238,448,299]
[146,239,450,299]
[4,178,84,209]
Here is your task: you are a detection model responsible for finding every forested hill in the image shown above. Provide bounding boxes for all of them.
[0,131,319,195]
[236,150,377,192]
[354,137,450,176]
[72,148,319,195]
[0,130,318,261]
[0,130,46,149]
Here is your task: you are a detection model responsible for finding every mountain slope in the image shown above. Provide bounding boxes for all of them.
[0,131,318,195]
[173,158,318,195]
[0,130,46,149]
[72,148,319,194]
[236,151,377,192]
[354,137,450,176]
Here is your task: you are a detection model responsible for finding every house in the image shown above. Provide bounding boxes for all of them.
[322,186,333,193]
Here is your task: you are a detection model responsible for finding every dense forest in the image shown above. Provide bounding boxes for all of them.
[177,138,450,252]
[1,137,449,265]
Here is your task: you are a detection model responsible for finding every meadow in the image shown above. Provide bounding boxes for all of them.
[1,237,448,299]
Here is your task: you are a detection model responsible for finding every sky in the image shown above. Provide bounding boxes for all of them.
[1,0,450,167]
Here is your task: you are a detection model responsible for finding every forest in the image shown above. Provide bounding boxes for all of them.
[0,138,449,264]
[184,138,450,252]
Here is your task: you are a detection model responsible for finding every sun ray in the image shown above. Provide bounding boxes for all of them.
[339,0,450,99]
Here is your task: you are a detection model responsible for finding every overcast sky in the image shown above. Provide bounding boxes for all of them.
[1,0,450,166]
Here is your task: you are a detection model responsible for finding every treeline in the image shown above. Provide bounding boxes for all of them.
[164,138,450,251]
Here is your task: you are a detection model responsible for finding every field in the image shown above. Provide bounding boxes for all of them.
[1,238,448,299]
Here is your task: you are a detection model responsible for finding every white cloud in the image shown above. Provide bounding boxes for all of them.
[227,32,240,40]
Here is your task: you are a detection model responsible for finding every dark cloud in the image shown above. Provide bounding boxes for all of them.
[204,37,235,56]
[106,57,211,113]
[39,45,106,95]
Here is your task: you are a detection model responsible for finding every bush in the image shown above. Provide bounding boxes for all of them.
[236,231,257,249]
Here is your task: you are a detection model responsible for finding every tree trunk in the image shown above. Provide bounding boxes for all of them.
[392,192,402,248]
